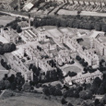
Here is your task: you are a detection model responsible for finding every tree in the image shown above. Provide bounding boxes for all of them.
[2,43,16,53]
[102,24,106,32]
[54,88,62,96]
[4,80,10,89]
[84,62,88,67]
[3,74,8,80]
[11,23,18,30]
[56,67,64,79]
[97,79,106,95]
[94,99,100,106]
[94,23,101,31]
[0,46,4,55]
[83,67,88,73]
[43,87,50,96]
[68,71,77,77]
[10,43,16,51]
[79,90,93,99]
[101,94,106,104]
[76,55,81,61]
[17,26,22,33]
[15,72,25,91]
[61,98,67,104]
[67,102,74,106]
[8,74,15,83]
[0,80,5,90]
[90,77,102,94]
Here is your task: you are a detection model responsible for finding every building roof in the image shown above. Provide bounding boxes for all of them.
[90,31,104,38]
[47,28,63,38]
[0,36,9,43]
[65,70,102,84]
[18,21,29,28]
[12,47,24,58]
[23,3,34,11]
[4,28,19,38]
[60,28,75,38]
[98,36,106,43]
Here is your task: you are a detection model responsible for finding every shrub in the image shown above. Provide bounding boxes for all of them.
[79,90,93,99]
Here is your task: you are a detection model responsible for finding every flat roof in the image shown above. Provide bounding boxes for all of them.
[0,36,9,43]
[47,28,63,38]
[23,3,34,11]
[60,28,75,38]
[98,37,106,43]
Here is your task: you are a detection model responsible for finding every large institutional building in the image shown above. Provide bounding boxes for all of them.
[65,70,103,85]
[0,23,105,82]
[62,34,99,68]
[94,34,106,56]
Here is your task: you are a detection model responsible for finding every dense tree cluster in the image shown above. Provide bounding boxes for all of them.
[79,90,93,99]
[43,84,62,96]
[76,55,97,73]
[76,55,88,67]
[90,77,102,94]
[99,59,106,72]
[0,72,25,91]
[29,64,64,85]
[63,86,83,98]
[33,16,106,32]
[65,71,77,77]
[6,17,22,33]
[0,42,16,55]
[47,59,56,67]
[1,59,11,70]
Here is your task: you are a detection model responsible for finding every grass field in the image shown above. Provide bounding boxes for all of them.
[0,92,62,106]
[63,65,81,74]
[0,15,15,26]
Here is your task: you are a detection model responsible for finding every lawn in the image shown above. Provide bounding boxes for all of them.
[62,65,81,75]
[0,15,15,26]
[47,28,63,38]
[57,9,77,15]
[0,92,62,106]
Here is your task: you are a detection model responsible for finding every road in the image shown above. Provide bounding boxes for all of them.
[58,9,106,17]
[1,8,106,22]
[0,11,34,20]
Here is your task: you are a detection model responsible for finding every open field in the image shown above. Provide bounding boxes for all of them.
[0,15,15,26]
[0,92,62,106]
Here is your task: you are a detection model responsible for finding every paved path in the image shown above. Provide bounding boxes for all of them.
[58,9,106,17]
[0,11,34,20]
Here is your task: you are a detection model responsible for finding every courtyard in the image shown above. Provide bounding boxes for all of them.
[61,61,83,76]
